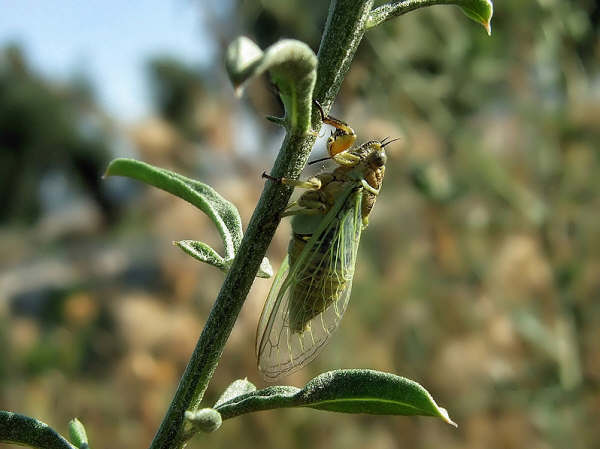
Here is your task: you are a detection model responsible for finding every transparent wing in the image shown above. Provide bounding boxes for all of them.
[256,188,362,381]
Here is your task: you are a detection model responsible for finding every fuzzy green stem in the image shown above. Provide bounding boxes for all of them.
[148,2,373,448]
[314,0,374,113]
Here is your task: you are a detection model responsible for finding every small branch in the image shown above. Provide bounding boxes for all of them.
[367,0,493,35]
[367,0,451,29]
[0,411,76,449]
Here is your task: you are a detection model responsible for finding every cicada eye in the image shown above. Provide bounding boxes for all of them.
[372,149,387,167]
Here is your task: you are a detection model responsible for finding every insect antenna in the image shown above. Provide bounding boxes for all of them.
[313,99,326,122]
[308,156,331,165]
[381,137,402,148]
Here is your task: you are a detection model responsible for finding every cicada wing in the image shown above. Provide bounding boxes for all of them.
[256,190,362,381]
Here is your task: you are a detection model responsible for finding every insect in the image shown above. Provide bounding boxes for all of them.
[257,101,400,381]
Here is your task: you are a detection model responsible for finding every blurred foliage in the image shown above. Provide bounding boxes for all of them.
[147,56,210,139]
[1,1,600,449]
[0,45,117,225]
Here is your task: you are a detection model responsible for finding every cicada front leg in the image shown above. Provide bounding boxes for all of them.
[262,171,321,191]
[262,171,330,217]
[313,100,357,157]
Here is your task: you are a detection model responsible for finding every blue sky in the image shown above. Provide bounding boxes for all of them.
[0,0,218,120]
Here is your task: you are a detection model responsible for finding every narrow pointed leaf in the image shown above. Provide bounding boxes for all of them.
[105,158,241,260]
[105,158,273,277]
[175,240,227,272]
[214,370,456,426]
[225,36,317,133]
[214,378,257,408]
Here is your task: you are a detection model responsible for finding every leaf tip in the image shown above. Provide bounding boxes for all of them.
[459,0,493,36]
[438,407,458,427]
[483,19,492,36]
[225,36,263,92]
[102,162,114,179]
[68,417,89,448]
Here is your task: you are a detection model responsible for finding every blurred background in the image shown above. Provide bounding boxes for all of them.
[1,0,599,448]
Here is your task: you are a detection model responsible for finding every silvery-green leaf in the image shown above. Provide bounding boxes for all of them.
[175,240,227,272]
[105,158,274,278]
[67,419,88,449]
[215,369,456,426]
[0,411,75,449]
[105,158,241,261]
[214,378,257,408]
[225,37,317,133]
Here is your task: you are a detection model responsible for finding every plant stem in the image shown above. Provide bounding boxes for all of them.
[315,0,374,111]
[148,1,373,448]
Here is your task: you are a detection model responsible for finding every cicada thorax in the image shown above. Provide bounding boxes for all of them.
[332,140,386,222]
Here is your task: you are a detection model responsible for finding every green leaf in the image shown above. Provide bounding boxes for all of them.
[67,418,88,449]
[225,36,317,133]
[367,0,494,35]
[0,411,76,449]
[105,158,273,277]
[175,240,227,271]
[105,158,241,260]
[214,370,456,426]
[175,241,273,278]
[214,378,257,408]
[457,0,493,35]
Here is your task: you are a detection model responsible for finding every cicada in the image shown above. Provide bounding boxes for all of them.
[257,102,399,381]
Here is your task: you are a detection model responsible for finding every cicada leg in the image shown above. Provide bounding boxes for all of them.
[313,100,356,157]
[262,172,321,190]
[361,178,380,196]
[332,151,361,167]
[282,192,328,217]
[263,172,329,217]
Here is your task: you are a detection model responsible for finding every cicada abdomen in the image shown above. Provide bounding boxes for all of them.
[287,224,353,332]
[256,188,362,380]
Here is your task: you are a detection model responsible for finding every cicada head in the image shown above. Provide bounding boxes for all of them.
[366,142,387,169]
[351,140,388,171]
